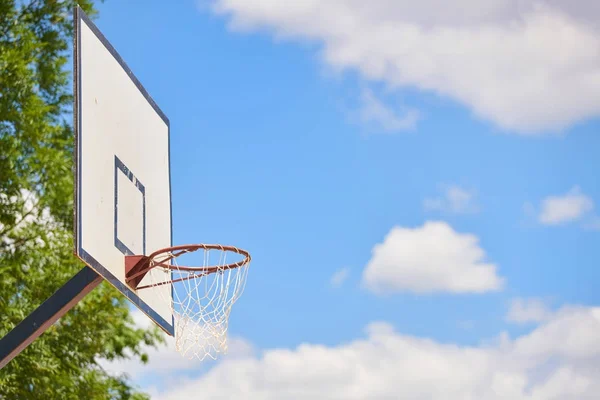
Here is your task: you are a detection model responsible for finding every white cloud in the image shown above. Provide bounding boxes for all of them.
[424,185,479,214]
[538,186,594,225]
[506,298,553,324]
[362,221,503,294]
[358,89,420,133]
[150,306,600,399]
[208,0,600,134]
[330,267,350,288]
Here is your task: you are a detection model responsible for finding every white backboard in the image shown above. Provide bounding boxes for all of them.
[74,8,173,335]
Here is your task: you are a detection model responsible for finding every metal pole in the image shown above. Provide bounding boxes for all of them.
[0,266,102,369]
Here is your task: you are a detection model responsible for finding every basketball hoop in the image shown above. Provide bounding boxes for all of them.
[124,244,251,360]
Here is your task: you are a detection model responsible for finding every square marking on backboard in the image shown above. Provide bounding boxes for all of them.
[114,156,145,256]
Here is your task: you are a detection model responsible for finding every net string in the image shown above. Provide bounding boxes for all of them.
[149,247,250,360]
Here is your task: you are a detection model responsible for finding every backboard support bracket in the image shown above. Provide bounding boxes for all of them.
[0,267,102,369]
[124,255,151,289]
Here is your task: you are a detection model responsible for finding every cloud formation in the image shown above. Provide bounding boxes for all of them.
[330,267,350,288]
[209,0,600,134]
[362,221,504,294]
[424,184,479,214]
[358,89,420,133]
[506,298,553,324]
[538,186,594,225]
[149,306,600,399]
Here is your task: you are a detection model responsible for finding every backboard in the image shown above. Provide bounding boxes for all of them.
[73,8,174,335]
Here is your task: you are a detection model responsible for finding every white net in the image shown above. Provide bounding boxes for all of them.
[146,246,250,360]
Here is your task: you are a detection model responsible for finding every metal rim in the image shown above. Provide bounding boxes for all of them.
[148,244,251,273]
[125,244,251,290]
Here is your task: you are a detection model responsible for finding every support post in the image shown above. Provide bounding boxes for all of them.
[0,266,102,369]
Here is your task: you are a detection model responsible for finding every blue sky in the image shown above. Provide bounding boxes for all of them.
[97,1,600,398]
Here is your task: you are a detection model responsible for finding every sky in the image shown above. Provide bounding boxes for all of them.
[94,1,600,398]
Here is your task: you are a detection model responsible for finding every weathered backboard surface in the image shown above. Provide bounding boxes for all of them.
[74,8,173,335]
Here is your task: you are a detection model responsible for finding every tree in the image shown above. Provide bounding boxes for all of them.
[0,1,164,398]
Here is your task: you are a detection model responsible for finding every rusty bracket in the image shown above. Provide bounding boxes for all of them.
[125,255,151,289]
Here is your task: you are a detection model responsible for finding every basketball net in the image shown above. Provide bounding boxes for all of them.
[147,246,250,360]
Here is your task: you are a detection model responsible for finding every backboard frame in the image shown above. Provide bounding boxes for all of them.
[73,7,174,336]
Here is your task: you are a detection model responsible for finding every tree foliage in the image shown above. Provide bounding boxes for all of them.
[0,1,163,398]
